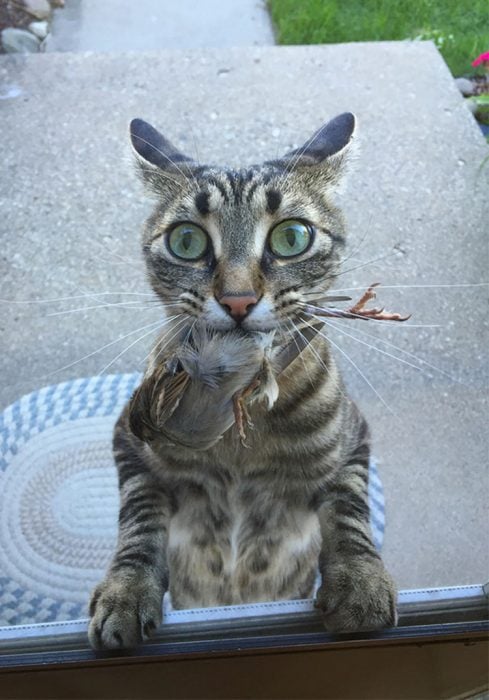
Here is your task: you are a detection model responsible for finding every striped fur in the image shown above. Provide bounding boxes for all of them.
[88,115,397,649]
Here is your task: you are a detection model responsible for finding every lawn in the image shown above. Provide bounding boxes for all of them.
[268,0,489,76]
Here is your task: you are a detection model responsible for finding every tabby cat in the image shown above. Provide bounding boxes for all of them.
[88,113,397,650]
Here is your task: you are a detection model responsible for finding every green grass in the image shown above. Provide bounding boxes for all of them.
[268,0,489,76]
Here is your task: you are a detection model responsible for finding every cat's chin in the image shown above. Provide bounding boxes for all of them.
[215,323,277,335]
[241,321,277,333]
[200,318,277,335]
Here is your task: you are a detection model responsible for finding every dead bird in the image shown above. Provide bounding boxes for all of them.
[129,323,279,450]
[129,284,409,450]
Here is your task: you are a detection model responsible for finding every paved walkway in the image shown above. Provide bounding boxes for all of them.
[47,0,275,51]
[1,43,488,591]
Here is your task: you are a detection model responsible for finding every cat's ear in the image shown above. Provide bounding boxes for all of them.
[129,118,196,191]
[269,112,357,188]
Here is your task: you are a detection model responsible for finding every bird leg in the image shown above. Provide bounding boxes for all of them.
[349,282,381,315]
[304,283,411,322]
[232,377,261,445]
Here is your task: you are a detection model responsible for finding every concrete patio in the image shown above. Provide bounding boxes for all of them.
[0,41,488,595]
[46,0,275,51]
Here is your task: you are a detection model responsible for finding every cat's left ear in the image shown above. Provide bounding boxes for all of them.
[129,118,196,192]
[268,112,357,188]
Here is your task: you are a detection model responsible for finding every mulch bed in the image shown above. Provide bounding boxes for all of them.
[472,75,489,95]
[0,0,33,34]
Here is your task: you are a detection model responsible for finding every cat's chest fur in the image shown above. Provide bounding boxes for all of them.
[166,473,321,608]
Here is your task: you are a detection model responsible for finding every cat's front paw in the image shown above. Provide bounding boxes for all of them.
[88,575,163,650]
[315,558,397,633]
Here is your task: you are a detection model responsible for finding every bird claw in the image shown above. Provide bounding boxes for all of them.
[347,284,411,321]
[305,283,411,323]
[232,394,247,446]
[232,378,261,446]
[348,282,380,315]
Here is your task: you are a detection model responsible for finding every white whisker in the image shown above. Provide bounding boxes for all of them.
[335,221,373,269]
[288,320,315,388]
[319,315,458,383]
[299,301,439,328]
[328,283,489,293]
[0,291,157,306]
[301,318,396,417]
[136,165,185,188]
[312,314,457,383]
[293,321,350,402]
[131,132,199,189]
[90,251,143,272]
[277,126,332,187]
[149,316,190,362]
[45,302,160,317]
[97,324,174,376]
[333,250,400,278]
[45,300,181,318]
[139,315,189,368]
[44,317,177,379]
[184,318,197,345]
[97,315,185,376]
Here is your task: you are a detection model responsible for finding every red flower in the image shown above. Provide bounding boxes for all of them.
[472,51,489,67]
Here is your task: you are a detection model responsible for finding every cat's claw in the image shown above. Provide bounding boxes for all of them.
[88,576,163,650]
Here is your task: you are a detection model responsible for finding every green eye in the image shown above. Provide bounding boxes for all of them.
[168,223,208,260]
[269,220,312,258]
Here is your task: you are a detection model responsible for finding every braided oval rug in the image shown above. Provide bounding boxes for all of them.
[0,373,385,627]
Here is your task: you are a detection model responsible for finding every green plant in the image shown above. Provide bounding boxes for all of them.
[268,0,489,76]
[468,94,489,125]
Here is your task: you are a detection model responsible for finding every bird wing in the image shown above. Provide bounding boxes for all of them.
[128,360,190,442]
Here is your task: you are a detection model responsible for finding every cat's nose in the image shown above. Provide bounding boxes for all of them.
[218,293,258,322]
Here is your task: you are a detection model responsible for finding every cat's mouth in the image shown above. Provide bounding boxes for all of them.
[204,320,278,335]
[197,309,279,335]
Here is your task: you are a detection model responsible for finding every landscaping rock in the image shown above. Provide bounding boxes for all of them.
[1,28,40,54]
[23,0,51,21]
[455,77,475,96]
[28,21,49,40]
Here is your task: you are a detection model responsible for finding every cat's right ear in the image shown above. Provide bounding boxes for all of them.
[266,112,357,190]
[129,118,195,191]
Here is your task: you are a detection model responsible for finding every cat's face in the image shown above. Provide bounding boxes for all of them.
[131,114,356,334]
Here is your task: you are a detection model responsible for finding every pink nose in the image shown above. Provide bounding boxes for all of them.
[219,294,258,321]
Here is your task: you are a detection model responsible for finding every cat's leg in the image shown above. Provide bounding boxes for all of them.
[315,429,397,632]
[88,422,170,650]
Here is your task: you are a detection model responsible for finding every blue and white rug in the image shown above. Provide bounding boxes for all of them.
[0,374,385,626]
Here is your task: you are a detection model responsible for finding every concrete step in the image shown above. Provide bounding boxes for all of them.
[46,0,275,52]
[0,43,488,593]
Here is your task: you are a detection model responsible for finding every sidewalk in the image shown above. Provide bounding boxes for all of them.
[47,0,275,51]
[1,42,488,591]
